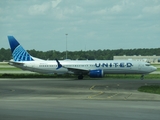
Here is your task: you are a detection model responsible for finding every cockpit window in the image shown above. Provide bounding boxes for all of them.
[145,64,150,66]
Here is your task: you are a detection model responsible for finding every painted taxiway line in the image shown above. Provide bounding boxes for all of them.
[88,85,104,99]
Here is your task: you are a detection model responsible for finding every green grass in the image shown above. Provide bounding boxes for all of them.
[0,67,22,71]
[105,74,160,79]
[157,68,160,71]
[0,73,76,78]
[138,85,160,94]
[151,64,160,66]
[152,64,160,68]
[0,62,8,65]
[0,73,159,79]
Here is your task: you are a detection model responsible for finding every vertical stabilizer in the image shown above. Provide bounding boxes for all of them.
[8,36,34,62]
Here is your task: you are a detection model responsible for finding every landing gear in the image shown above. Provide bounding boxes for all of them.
[78,75,83,80]
[140,75,144,80]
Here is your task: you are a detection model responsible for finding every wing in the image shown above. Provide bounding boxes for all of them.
[55,59,89,75]
[65,67,89,75]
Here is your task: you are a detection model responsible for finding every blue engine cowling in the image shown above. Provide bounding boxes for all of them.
[89,69,104,78]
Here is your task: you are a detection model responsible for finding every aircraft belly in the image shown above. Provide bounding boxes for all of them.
[27,67,68,74]
[103,68,140,74]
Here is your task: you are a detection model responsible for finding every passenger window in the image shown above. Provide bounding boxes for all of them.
[145,64,150,66]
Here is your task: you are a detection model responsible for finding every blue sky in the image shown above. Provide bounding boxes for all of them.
[0,0,160,51]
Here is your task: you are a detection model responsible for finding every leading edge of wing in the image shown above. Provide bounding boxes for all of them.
[55,59,89,73]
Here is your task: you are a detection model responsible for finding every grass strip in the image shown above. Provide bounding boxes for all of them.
[0,68,22,71]
[0,73,76,78]
[105,74,160,79]
[138,85,160,94]
[0,73,159,79]
[157,68,160,71]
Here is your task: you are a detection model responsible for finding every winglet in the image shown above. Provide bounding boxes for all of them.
[55,59,62,69]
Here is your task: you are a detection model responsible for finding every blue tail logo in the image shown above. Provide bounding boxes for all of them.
[55,59,62,69]
[8,36,34,62]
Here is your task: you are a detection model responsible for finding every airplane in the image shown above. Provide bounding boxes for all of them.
[7,36,157,80]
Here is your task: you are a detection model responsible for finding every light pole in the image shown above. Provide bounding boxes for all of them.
[65,34,68,59]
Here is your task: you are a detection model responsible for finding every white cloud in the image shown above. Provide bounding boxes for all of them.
[93,8,107,15]
[63,8,74,14]
[84,0,102,5]
[122,0,135,6]
[1,0,160,51]
[51,0,61,8]
[52,5,84,20]
[28,0,62,15]
[29,2,50,15]
[60,6,84,15]
[53,27,64,32]
[92,5,123,16]
[133,14,143,20]
[86,31,96,38]
[75,6,84,13]
[53,7,67,20]
[153,0,159,3]
[110,5,123,13]
[143,5,160,14]
[0,7,2,14]
[70,20,86,26]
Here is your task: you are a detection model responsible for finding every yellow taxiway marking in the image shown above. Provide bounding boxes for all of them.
[89,85,95,90]
[107,83,120,99]
[107,93,119,99]
[88,85,104,99]
[124,93,132,100]
[88,84,121,99]
[88,91,104,99]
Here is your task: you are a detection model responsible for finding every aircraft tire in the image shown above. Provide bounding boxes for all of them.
[141,75,144,80]
[78,75,83,80]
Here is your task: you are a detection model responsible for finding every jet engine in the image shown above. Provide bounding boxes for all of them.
[89,69,104,78]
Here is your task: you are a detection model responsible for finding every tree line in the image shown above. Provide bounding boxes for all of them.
[0,48,160,61]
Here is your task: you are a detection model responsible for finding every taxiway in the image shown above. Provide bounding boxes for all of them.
[0,78,160,120]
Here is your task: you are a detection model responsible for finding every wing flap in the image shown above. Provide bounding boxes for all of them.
[55,59,89,75]
[65,67,89,75]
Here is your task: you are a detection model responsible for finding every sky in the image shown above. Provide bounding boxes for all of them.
[0,0,160,52]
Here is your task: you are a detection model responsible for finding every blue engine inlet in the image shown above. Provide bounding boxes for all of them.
[89,69,104,78]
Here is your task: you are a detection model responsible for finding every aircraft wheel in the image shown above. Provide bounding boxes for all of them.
[78,75,83,80]
[140,75,144,80]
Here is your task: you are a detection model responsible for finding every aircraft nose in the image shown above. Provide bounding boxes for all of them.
[152,66,157,71]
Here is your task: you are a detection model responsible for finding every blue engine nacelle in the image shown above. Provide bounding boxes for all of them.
[89,69,104,78]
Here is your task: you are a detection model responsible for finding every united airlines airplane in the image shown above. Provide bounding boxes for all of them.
[7,36,157,80]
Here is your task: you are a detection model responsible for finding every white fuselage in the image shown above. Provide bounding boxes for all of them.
[7,36,157,79]
[10,60,157,75]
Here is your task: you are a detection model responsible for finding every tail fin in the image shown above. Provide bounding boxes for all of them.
[8,36,34,62]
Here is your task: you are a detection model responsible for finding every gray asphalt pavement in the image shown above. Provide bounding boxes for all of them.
[0,78,160,120]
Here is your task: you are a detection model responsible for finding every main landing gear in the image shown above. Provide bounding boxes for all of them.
[140,75,144,80]
[78,75,83,80]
